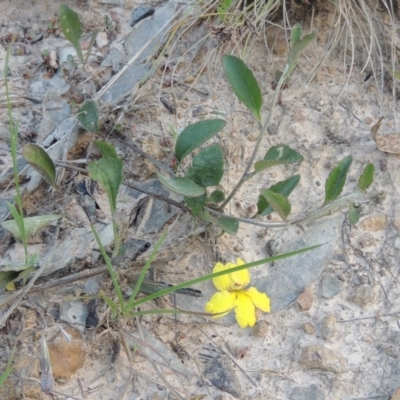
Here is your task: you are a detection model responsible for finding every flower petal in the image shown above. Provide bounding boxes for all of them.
[205,290,236,318]
[230,258,250,290]
[235,291,256,328]
[246,287,271,312]
[212,262,234,291]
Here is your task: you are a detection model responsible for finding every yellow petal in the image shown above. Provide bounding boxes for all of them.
[230,258,250,290]
[205,290,236,318]
[234,291,256,328]
[246,287,271,312]
[212,262,234,291]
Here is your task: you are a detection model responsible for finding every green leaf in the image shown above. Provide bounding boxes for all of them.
[260,189,291,220]
[291,23,302,45]
[22,144,57,188]
[157,173,205,197]
[185,145,224,187]
[348,203,361,225]
[1,213,64,241]
[222,55,262,121]
[215,217,239,235]
[209,189,225,204]
[254,145,303,173]
[175,119,226,162]
[59,5,83,63]
[5,202,25,241]
[324,155,353,204]
[199,209,214,222]
[358,164,375,191]
[87,141,123,212]
[287,33,316,73]
[184,194,207,215]
[257,175,300,216]
[77,100,99,132]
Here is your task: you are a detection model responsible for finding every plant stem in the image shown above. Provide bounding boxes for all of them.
[220,67,290,209]
[4,37,29,265]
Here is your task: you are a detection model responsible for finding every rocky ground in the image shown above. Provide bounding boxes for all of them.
[1,0,400,399]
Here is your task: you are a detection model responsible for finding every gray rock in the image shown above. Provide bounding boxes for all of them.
[100,0,179,103]
[130,6,155,27]
[303,322,316,335]
[257,215,342,312]
[204,355,242,398]
[321,275,343,299]
[60,302,88,330]
[347,285,377,308]
[321,314,336,340]
[30,74,69,98]
[101,47,124,73]
[299,345,347,373]
[291,384,325,400]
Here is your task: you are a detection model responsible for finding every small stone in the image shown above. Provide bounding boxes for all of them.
[395,236,400,250]
[96,31,109,48]
[130,5,155,27]
[296,286,314,311]
[392,387,400,400]
[204,355,242,398]
[303,322,316,335]
[393,203,400,231]
[385,346,399,359]
[291,384,325,400]
[359,215,387,232]
[60,302,88,328]
[347,285,376,308]
[321,314,336,340]
[48,327,86,380]
[321,275,343,299]
[299,345,347,373]
[252,320,269,337]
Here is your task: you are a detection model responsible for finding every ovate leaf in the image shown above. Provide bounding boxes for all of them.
[291,23,302,45]
[77,100,99,132]
[157,174,205,197]
[215,217,239,235]
[287,33,316,74]
[209,190,225,204]
[222,55,262,121]
[87,141,123,212]
[257,175,300,216]
[348,203,361,225]
[358,164,374,191]
[175,119,226,162]
[254,145,303,173]
[324,155,353,204]
[0,271,22,289]
[22,144,57,188]
[59,5,83,63]
[184,194,207,215]
[1,213,64,241]
[185,145,224,187]
[260,189,291,221]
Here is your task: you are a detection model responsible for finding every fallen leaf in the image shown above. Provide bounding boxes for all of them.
[371,117,400,153]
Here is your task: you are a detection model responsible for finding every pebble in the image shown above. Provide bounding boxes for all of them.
[347,285,377,308]
[48,327,86,380]
[204,355,242,398]
[296,286,314,311]
[303,322,316,335]
[393,203,400,231]
[321,275,343,299]
[299,345,347,373]
[130,5,155,27]
[96,31,109,48]
[291,384,325,400]
[321,314,336,340]
[252,320,269,337]
[359,214,387,232]
[392,387,400,400]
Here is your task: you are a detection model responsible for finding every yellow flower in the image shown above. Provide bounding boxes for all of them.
[205,258,271,328]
